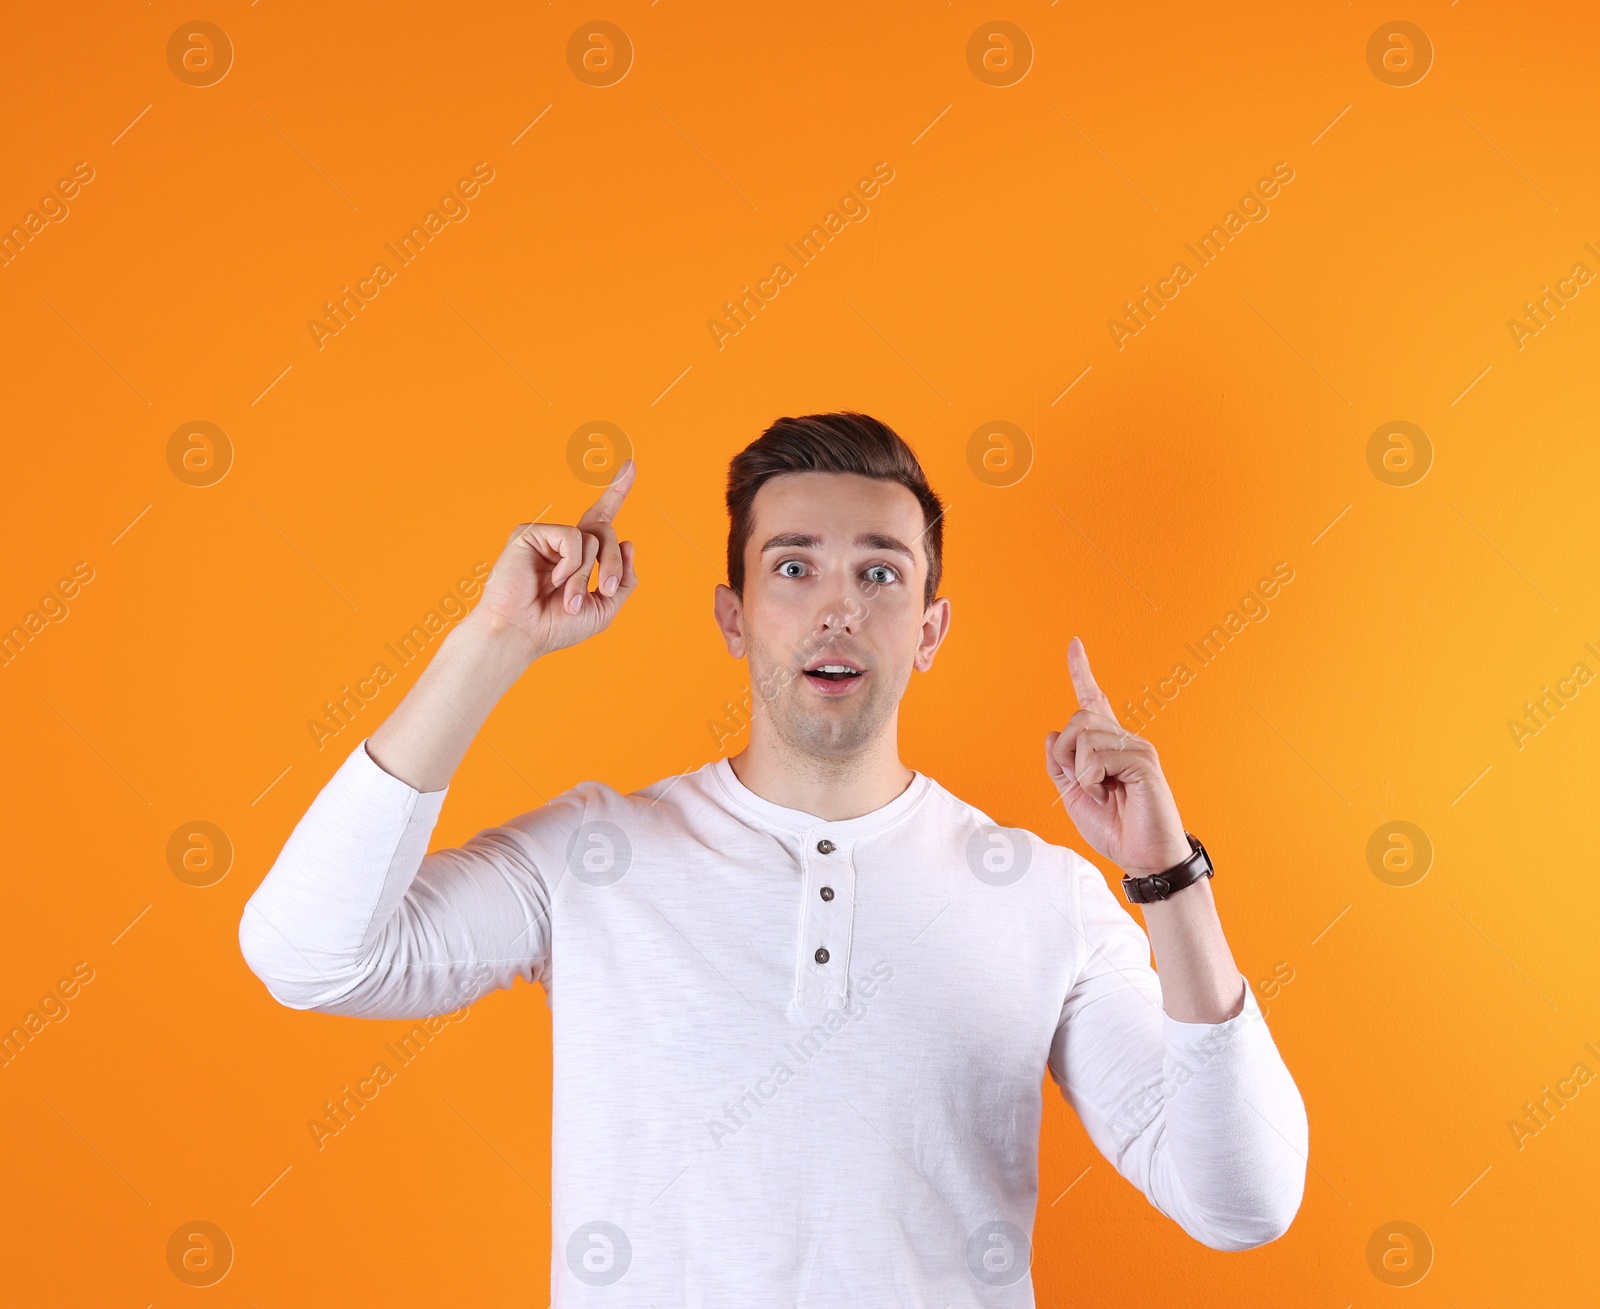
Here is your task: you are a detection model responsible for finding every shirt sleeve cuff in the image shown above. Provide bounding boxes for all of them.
[1160,972,1262,1048]
[349,736,451,816]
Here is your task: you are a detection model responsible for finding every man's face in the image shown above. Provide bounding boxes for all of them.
[713,471,951,763]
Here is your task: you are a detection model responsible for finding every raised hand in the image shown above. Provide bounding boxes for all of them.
[477,459,640,661]
[1044,637,1191,877]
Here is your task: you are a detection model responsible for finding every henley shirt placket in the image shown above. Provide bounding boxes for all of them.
[794,830,858,1010]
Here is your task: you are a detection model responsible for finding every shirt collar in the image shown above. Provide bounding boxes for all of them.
[707,756,933,839]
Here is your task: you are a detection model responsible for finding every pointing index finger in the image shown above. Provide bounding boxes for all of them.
[1067,635,1112,712]
[578,458,636,528]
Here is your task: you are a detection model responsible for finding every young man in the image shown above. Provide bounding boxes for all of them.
[240,411,1308,1306]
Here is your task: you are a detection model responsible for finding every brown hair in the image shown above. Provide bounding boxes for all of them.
[725,411,945,608]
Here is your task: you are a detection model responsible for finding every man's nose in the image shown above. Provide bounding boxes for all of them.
[813,584,862,638]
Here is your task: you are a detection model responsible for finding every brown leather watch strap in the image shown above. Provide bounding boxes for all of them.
[1120,833,1213,905]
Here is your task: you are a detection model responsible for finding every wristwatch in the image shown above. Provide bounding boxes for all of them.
[1120,833,1213,904]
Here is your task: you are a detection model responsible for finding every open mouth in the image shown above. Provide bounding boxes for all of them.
[802,660,866,693]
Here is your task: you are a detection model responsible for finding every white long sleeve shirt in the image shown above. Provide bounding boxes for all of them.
[239,737,1308,1307]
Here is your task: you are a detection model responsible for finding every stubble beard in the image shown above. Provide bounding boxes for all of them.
[749,638,902,767]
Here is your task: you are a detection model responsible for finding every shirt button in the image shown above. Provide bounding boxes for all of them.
[820,886,834,901]
[816,839,836,854]
[814,947,830,964]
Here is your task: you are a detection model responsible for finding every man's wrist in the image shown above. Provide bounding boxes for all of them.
[454,608,545,686]
[1118,837,1194,880]
[1119,833,1216,905]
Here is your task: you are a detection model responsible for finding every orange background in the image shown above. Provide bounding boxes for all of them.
[3,1,1597,1303]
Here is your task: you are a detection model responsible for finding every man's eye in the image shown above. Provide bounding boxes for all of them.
[865,565,898,584]
[777,560,807,578]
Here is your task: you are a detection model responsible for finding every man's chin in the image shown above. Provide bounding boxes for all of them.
[783,700,889,759]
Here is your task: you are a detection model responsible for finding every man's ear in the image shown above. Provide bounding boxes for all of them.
[913,596,951,673]
[712,583,746,658]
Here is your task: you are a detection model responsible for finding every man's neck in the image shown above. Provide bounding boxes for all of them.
[726,725,914,822]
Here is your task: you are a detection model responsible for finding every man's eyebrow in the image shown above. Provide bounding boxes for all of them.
[759,531,916,562]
